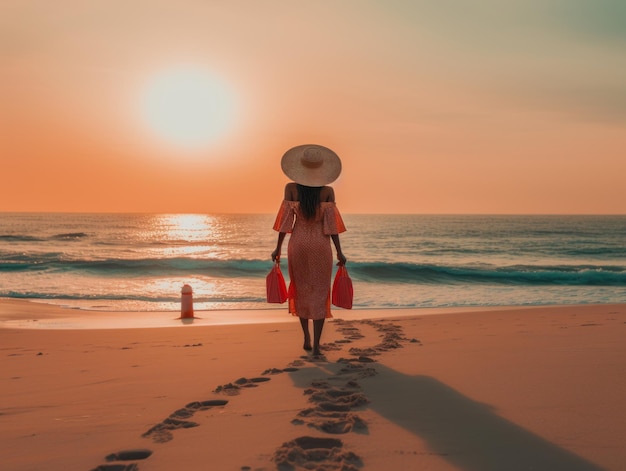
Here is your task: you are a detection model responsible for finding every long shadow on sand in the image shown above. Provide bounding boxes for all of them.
[289,361,605,471]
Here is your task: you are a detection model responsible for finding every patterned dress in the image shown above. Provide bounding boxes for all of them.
[273,200,347,319]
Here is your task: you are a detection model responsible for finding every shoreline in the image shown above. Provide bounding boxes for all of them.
[1,301,625,470]
[0,298,626,330]
[1,297,618,330]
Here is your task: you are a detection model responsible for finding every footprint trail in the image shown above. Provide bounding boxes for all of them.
[89,318,418,471]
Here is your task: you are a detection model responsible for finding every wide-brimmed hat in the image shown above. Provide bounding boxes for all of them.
[280,144,342,187]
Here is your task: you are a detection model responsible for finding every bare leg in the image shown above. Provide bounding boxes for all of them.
[313,319,325,356]
[300,317,312,351]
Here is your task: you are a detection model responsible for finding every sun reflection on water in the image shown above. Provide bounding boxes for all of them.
[160,214,217,241]
[147,214,226,258]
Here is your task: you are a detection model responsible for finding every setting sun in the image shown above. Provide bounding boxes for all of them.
[139,67,236,148]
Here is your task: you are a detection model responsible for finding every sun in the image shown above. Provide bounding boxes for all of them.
[140,67,236,148]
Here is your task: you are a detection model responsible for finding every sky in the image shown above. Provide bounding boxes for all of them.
[1,0,625,214]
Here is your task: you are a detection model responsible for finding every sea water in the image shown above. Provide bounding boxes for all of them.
[1,213,625,312]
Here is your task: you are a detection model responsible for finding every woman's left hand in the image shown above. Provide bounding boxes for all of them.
[336,252,347,266]
[271,249,280,262]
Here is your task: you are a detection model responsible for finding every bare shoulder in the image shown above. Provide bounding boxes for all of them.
[284,182,298,201]
[321,186,336,202]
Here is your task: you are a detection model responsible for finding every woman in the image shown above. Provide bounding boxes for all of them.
[271,144,347,357]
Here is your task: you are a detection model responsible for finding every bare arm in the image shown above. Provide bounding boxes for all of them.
[325,186,346,265]
[331,234,347,266]
[271,184,295,262]
[272,232,286,262]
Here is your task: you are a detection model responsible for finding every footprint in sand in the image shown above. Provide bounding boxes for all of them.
[142,417,199,443]
[321,341,343,351]
[91,464,138,471]
[90,449,152,471]
[337,361,378,378]
[213,376,272,395]
[105,450,152,461]
[348,346,381,357]
[333,321,366,341]
[142,399,229,443]
[292,380,369,434]
[211,366,302,396]
[273,436,363,471]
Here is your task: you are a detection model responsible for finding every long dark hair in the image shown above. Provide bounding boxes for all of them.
[297,184,322,220]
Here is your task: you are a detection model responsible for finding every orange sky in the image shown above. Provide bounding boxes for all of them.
[1,1,625,214]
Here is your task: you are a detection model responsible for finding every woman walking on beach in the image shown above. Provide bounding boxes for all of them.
[272,144,347,356]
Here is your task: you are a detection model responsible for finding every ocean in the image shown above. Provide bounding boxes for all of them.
[1,213,625,312]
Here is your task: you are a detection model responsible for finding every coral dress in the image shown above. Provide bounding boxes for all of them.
[273,200,346,319]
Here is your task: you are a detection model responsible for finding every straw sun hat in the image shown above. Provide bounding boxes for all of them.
[281,144,342,187]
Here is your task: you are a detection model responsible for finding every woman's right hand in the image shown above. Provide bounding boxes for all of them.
[336,252,347,266]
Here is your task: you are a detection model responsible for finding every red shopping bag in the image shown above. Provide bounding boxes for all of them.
[332,265,353,309]
[266,261,288,304]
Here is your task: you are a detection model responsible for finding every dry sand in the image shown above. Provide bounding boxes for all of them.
[1,299,625,471]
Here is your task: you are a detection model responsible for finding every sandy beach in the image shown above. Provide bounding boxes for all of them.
[1,299,625,471]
